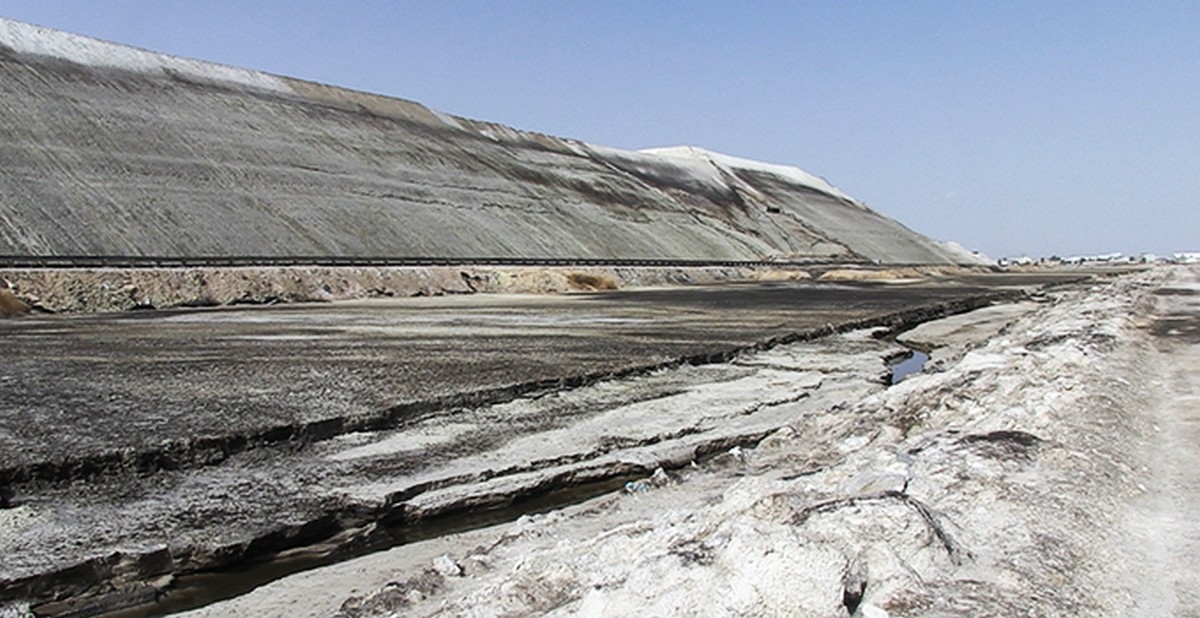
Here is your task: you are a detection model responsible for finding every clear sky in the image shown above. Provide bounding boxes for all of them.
[2,1,1197,258]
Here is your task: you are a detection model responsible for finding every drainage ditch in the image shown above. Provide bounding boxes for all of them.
[91,475,642,618]
[89,426,793,618]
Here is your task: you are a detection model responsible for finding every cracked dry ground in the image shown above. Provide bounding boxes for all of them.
[1,279,1034,616]
[182,265,1200,618]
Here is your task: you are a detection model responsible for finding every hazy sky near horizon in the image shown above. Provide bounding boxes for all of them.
[3,1,1197,258]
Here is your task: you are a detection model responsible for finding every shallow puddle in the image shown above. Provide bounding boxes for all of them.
[889,349,930,384]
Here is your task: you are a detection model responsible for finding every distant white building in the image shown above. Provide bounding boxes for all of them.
[998,251,1200,267]
[998,255,1037,267]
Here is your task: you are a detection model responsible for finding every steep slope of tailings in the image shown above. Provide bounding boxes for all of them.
[0,19,968,263]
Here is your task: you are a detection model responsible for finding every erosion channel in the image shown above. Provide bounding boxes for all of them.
[0,273,1094,616]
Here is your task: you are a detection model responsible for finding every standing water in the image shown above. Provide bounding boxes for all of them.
[889,350,930,384]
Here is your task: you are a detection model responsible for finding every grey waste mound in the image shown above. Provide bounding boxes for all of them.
[0,18,968,263]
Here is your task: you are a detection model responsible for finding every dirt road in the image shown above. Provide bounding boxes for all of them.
[1127,266,1200,614]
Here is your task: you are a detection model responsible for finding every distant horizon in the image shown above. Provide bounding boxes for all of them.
[1,3,1196,258]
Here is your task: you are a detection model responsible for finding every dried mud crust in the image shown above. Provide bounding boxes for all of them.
[0,282,1037,614]
[225,266,1196,618]
[0,282,1022,485]
[0,320,898,613]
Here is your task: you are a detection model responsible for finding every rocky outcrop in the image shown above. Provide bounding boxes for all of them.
[0,18,970,264]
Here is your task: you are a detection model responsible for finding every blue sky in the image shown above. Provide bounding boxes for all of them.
[2,1,1197,257]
